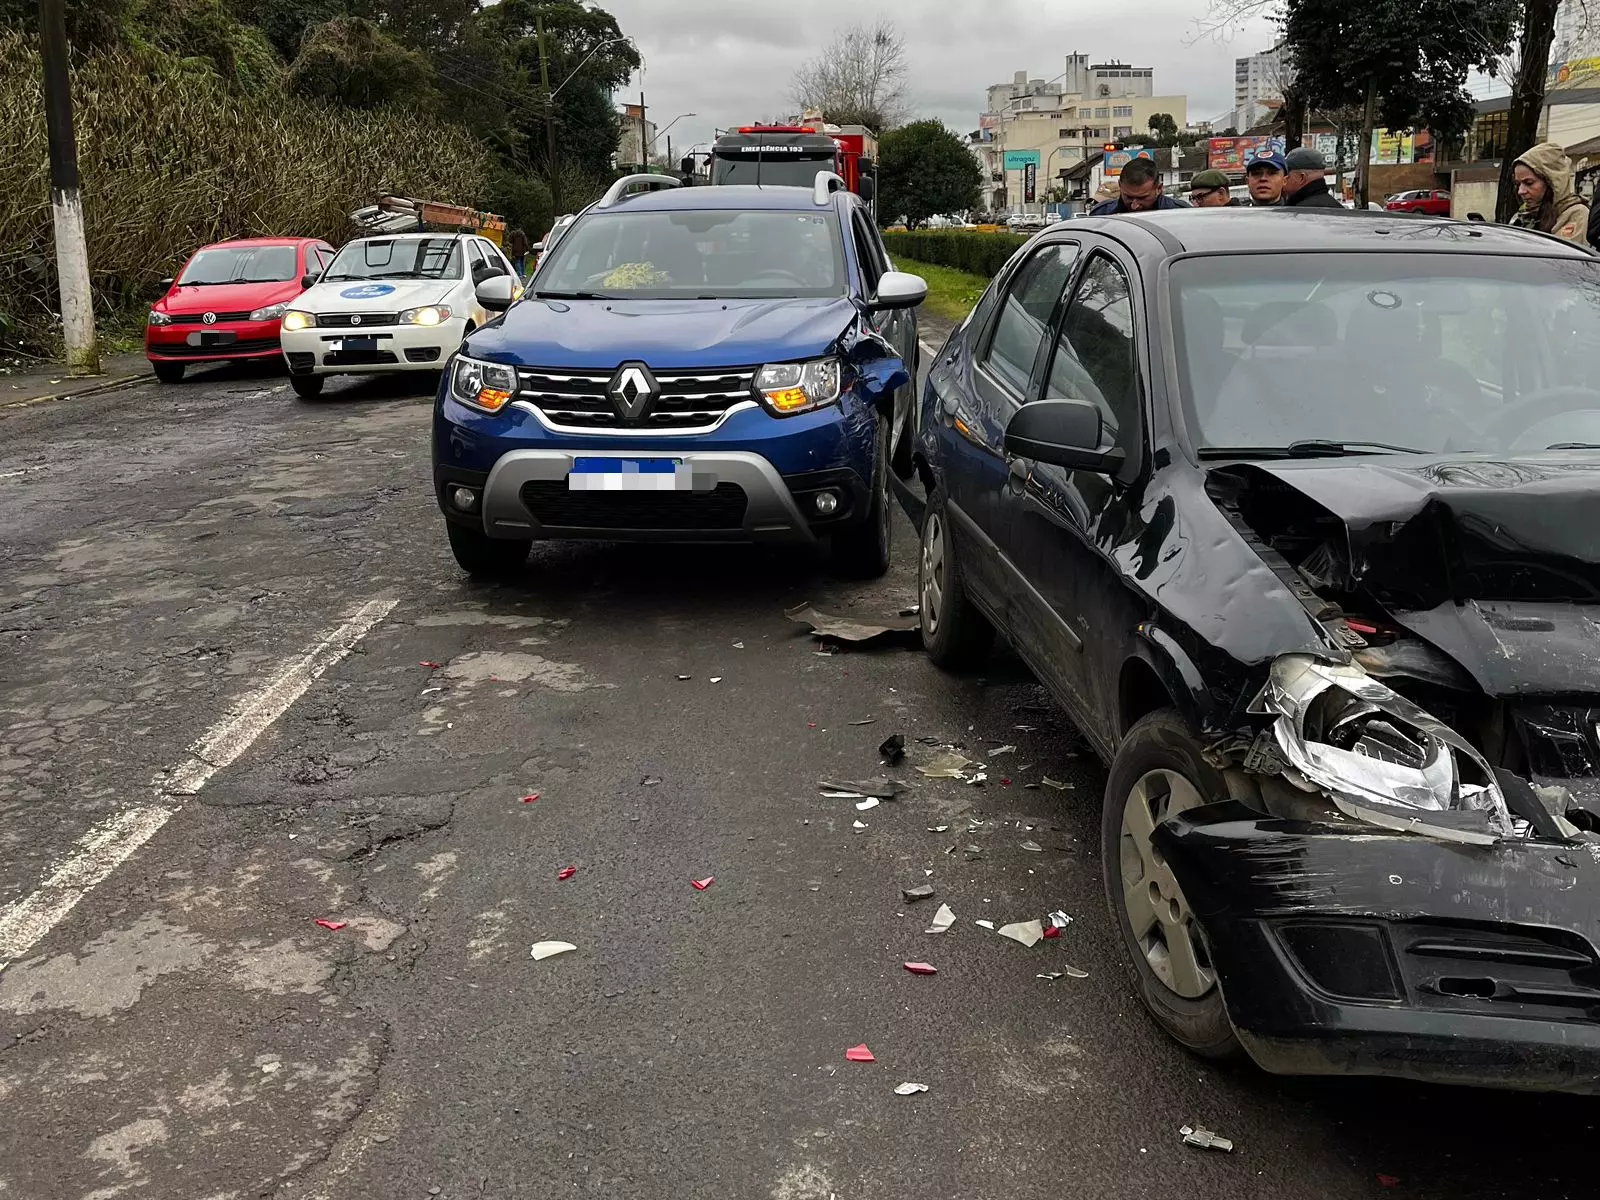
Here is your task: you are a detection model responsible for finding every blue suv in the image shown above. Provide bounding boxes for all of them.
[432,174,926,579]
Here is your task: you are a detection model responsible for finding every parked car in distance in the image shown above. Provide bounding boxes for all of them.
[1386,188,1451,216]
[432,173,924,581]
[145,238,333,383]
[279,231,519,399]
[910,207,1600,1096]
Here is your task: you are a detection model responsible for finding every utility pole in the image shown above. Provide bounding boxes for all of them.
[639,91,647,168]
[38,0,98,376]
[538,15,561,217]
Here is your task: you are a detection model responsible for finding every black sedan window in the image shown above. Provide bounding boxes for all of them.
[1043,255,1138,448]
[980,243,1079,393]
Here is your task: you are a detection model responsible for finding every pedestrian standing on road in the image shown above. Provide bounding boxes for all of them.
[1507,143,1590,246]
[1090,157,1188,215]
[1282,148,1344,209]
[507,229,530,279]
[1245,147,1288,206]
[1187,169,1237,207]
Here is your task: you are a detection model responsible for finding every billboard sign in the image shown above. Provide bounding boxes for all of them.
[1102,147,1155,177]
[1207,135,1284,171]
[1024,161,1038,202]
[1003,149,1042,171]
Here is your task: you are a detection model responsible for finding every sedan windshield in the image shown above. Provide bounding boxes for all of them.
[322,238,463,282]
[1172,251,1600,456]
[535,209,846,299]
[178,245,298,285]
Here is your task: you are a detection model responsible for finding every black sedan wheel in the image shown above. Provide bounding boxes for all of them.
[917,487,993,669]
[1103,709,1241,1059]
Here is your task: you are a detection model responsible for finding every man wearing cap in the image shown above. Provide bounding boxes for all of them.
[1245,146,1288,206]
[1188,169,1237,207]
[1283,146,1344,208]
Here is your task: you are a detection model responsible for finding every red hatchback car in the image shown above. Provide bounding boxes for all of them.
[146,237,335,382]
[1384,188,1452,217]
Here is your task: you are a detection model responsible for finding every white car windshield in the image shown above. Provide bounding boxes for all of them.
[178,245,298,285]
[323,238,464,283]
[1173,250,1600,456]
[535,209,846,299]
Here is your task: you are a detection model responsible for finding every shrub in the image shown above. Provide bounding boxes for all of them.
[882,229,1027,280]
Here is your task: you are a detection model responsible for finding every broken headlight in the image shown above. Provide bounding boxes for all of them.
[1251,655,1512,844]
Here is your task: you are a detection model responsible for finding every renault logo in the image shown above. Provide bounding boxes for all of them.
[608,363,658,420]
[202,311,217,325]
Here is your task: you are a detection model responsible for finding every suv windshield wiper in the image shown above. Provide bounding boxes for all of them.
[1198,440,1425,460]
[532,290,604,300]
[1547,442,1600,450]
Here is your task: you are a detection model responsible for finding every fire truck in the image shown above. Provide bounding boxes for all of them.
[707,119,878,210]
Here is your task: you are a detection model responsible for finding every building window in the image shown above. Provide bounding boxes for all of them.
[1095,107,1110,118]
[1113,106,1133,118]
[1114,126,1133,138]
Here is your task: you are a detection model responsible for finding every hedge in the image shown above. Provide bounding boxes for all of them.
[882,230,1028,280]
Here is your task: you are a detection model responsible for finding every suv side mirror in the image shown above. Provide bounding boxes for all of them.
[476,274,515,312]
[869,270,927,311]
[1005,399,1125,474]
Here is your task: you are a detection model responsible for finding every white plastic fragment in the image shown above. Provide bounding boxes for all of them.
[998,920,1045,947]
[975,919,996,931]
[1042,777,1071,790]
[855,798,881,812]
[853,820,868,830]
[894,1082,929,1096]
[925,903,956,934]
[1048,911,1073,929]
[1180,1125,1234,1153]
[988,745,1018,757]
[1021,840,1043,853]
[531,941,577,961]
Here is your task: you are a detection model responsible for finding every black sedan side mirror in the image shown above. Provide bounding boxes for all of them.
[1005,399,1125,474]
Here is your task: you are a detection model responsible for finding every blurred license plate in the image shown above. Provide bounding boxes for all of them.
[186,331,236,347]
[331,337,377,351]
[568,458,690,491]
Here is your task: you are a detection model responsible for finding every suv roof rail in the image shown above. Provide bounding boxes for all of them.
[598,173,681,209]
[813,172,848,206]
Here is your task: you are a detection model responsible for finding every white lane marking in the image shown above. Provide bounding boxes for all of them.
[918,339,939,361]
[0,598,397,970]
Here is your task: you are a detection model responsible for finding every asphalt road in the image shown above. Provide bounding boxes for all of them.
[2,359,1597,1200]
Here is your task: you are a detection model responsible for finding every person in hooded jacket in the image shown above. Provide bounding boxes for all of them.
[1508,142,1590,245]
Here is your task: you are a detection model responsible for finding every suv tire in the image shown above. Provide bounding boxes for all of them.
[290,375,325,401]
[446,521,529,580]
[831,416,892,579]
[1102,709,1242,1061]
[917,487,993,668]
[153,361,186,384]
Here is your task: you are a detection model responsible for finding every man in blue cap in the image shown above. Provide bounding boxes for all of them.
[1245,145,1288,206]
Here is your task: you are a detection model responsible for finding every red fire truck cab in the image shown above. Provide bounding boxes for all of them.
[710,124,878,210]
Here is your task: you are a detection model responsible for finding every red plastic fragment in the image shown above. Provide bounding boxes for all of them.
[1377,1177,1401,1189]
[1043,925,1062,939]
[557,867,576,881]
[314,919,347,931]
[808,723,818,729]
[845,1044,876,1062]
[1001,779,1012,787]
[521,794,540,804]
[420,661,441,669]
[691,877,715,891]
[903,962,937,975]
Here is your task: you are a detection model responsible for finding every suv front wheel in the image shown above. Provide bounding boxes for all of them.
[446,522,530,580]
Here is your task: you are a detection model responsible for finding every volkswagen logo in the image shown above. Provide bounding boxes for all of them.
[350,315,362,326]
[201,311,217,325]
[608,362,659,421]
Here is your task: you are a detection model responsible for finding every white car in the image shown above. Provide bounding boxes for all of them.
[279,231,518,399]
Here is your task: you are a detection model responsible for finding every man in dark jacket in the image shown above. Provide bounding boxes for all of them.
[1089,157,1188,215]
[1283,147,1345,208]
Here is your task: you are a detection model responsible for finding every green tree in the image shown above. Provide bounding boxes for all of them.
[1147,112,1180,144]
[878,120,982,228]
[286,15,439,109]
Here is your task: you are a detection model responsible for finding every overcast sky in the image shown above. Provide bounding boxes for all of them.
[599,0,1279,154]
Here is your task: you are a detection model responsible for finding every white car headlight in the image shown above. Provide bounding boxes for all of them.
[399,305,453,327]
[281,310,315,332]
[1251,654,1511,844]
[250,303,288,322]
[450,355,518,414]
[755,358,842,416]
[148,310,172,327]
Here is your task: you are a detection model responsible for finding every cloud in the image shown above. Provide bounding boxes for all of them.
[599,0,1278,151]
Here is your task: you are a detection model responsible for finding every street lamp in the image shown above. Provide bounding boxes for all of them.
[550,36,634,100]
[649,111,697,159]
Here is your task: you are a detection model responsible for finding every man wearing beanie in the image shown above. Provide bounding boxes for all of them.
[1283,146,1344,208]
[1187,169,1237,207]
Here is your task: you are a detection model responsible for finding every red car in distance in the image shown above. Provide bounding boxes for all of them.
[145,237,335,382]
[1384,188,1452,217]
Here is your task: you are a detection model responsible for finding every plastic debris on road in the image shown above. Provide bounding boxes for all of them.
[925,904,956,934]
[557,867,577,881]
[420,661,441,669]
[1180,1125,1234,1153]
[903,962,937,975]
[853,820,868,831]
[998,920,1045,947]
[531,941,577,961]
[988,745,1017,757]
[1020,840,1043,853]
[917,751,971,780]
[902,884,936,903]
[1049,911,1073,929]
[1377,1175,1401,1188]
[641,776,663,787]
[845,1044,876,1062]
[691,877,715,891]
[894,1082,929,1095]
[1042,777,1072,790]
[879,733,906,764]
[819,779,904,800]
[849,718,877,726]
[975,919,996,931]
[710,677,723,684]
[927,824,950,833]
[521,793,540,804]
[786,603,919,645]
[1038,971,1064,981]
[855,797,880,812]
[733,641,745,649]
[1062,964,1089,978]
[314,919,347,931]
[1042,925,1061,939]
[677,674,692,681]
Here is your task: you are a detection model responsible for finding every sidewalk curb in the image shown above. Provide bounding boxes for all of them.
[0,370,146,412]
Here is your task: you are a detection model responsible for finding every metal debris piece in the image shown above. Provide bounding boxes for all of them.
[1062,964,1089,978]
[641,776,663,787]
[1180,1125,1234,1153]
[879,733,906,764]
[988,745,1018,757]
[1041,777,1071,791]
[1038,972,1064,981]
[856,797,881,812]
[998,920,1045,947]
[531,941,577,961]
[677,674,692,681]
[557,867,577,881]
[903,962,937,975]
[917,751,971,779]
[785,603,919,645]
[710,677,723,684]
[902,884,936,903]
[894,1082,929,1095]
[975,919,996,931]
[927,825,950,833]
[1021,840,1044,853]
[925,903,956,934]
[849,718,877,726]
[819,778,904,800]
[314,919,347,932]
[691,877,715,891]
[845,1044,876,1062]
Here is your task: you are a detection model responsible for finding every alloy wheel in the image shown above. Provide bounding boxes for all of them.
[920,512,946,637]
[1119,769,1216,1000]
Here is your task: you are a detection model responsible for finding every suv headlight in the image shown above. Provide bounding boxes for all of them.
[281,310,315,332]
[250,302,288,322]
[1251,654,1511,844]
[399,305,452,326]
[755,358,842,416]
[148,309,172,326]
[451,355,518,413]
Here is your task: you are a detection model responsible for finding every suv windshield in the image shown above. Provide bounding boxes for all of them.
[535,209,846,299]
[178,245,298,285]
[1172,251,1600,456]
[322,238,463,282]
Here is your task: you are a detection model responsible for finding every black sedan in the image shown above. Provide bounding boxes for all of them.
[906,207,1600,1093]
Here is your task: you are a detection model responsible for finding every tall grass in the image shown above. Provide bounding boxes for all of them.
[0,30,497,355]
